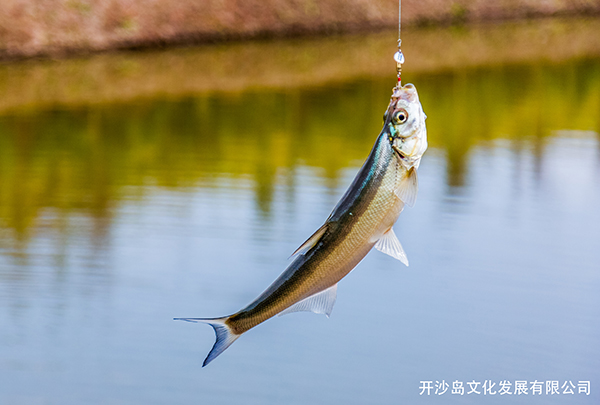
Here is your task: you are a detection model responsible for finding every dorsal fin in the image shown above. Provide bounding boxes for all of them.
[290,223,328,258]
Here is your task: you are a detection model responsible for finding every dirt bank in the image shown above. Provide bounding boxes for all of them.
[1,0,599,59]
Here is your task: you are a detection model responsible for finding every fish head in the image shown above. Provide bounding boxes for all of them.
[382,83,428,169]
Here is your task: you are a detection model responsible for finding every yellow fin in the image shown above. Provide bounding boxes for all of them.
[394,167,418,207]
[290,223,328,258]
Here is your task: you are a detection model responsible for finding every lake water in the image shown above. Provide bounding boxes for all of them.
[1,23,599,405]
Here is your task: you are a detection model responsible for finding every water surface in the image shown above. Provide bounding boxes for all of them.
[1,23,600,405]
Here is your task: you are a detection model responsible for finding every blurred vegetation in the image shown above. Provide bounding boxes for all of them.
[0,57,599,247]
[0,18,599,250]
[1,17,599,114]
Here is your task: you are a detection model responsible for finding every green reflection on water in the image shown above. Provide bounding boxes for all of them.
[421,58,600,186]
[0,57,599,248]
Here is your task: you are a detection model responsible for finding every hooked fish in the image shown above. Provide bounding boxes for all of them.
[176,83,428,366]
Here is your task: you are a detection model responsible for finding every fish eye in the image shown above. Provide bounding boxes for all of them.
[393,109,408,124]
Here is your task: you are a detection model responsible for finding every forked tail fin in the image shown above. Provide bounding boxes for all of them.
[174,317,241,367]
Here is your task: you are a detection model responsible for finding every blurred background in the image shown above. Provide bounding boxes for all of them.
[1,1,599,404]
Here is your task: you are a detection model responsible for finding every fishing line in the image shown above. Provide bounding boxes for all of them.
[394,0,405,86]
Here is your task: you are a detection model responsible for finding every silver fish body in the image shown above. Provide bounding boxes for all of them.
[176,83,428,366]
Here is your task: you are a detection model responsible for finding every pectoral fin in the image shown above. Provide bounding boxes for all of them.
[277,283,338,318]
[394,167,418,207]
[374,227,409,266]
[290,223,328,258]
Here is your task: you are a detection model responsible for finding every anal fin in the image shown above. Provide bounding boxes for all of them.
[277,283,338,318]
[374,227,409,266]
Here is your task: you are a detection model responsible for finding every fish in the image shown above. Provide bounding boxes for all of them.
[175,83,428,366]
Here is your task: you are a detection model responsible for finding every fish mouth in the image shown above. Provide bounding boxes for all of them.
[392,83,419,103]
